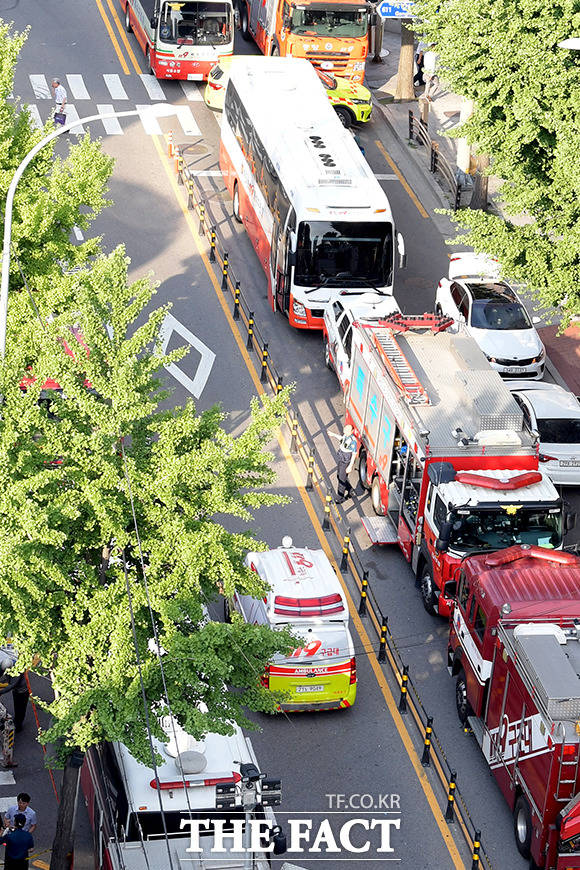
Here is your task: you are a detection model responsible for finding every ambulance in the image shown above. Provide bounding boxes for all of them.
[227,538,357,711]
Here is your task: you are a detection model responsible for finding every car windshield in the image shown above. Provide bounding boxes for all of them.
[448,506,562,552]
[159,1,231,45]
[295,221,393,288]
[470,299,532,330]
[290,7,367,37]
[537,418,580,444]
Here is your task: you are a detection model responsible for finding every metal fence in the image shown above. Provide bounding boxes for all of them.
[170,135,493,870]
[408,110,463,212]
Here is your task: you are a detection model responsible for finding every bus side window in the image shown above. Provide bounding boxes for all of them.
[457,571,469,611]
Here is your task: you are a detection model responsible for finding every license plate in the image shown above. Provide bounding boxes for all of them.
[187,74,204,81]
[559,459,580,467]
[295,684,324,693]
[504,366,526,374]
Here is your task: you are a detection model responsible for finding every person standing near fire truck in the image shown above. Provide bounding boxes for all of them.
[333,425,357,503]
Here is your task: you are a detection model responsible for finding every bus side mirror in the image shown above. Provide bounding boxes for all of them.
[150,16,158,28]
[397,231,406,269]
[566,512,577,532]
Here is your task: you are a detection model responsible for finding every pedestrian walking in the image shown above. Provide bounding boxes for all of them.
[413,40,427,87]
[0,673,29,734]
[422,44,439,101]
[4,796,36,834]
[51,77,67,125]
[332,424,357,503]
[0,813,33,870]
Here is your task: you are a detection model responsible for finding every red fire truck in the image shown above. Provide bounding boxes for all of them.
[337,314,569,616]
[448,545,580,869]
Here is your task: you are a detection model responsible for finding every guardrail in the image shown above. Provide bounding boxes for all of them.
[408,110,463,212]
[170,135,493,870]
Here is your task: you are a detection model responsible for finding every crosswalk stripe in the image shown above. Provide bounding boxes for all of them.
[375,174,398,181]
[66,74,90,100]
[139,74,167,101]
[180,81,204,102]
[96,104,123,135]
[136,104,163,135]
[29,74,50,99]
[65,105,85,135]
[104,74,129,100]
[26,104,43,130]
[174,105,201,136]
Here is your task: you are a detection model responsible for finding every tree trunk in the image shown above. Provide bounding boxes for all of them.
[395,20,415,101]
[50,756,81,870]
[99,542,112,585]
[469,153,490,210]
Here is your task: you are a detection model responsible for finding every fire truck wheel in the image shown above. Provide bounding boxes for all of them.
[324,338,334,371]
[124,4,132,32]
[371,476,386,516]
[240,5,251,41]
[233,183,242,223]
[513,795,532,859]
[334,106,353,129]
[358,450,371,490]
[420,564,437,615]
[455,668,471,724]
[223,597,232,623]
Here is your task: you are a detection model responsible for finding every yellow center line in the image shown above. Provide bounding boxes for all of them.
[94,0,131,75]
[375,139,430,219]
[150,133,465,869]
[105,0,144,74]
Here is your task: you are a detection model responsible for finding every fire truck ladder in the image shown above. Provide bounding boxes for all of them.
[372,331,430,405]
[555,741,580,802]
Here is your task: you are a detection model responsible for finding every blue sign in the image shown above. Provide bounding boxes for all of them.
[378,0,414,17]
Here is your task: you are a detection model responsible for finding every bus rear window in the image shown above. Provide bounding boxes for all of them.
[274,593,344,617]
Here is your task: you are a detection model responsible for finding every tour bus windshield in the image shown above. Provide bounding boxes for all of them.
[290,6,367,38]
[448,505,562,552]
[295,221,393,288]
[159,1,231,45]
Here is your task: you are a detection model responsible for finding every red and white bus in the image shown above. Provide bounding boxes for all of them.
[122,0,234,80]
[220,57,406,330]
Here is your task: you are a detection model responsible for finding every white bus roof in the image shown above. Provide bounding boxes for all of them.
[227,57,393,223]
[114,715,254,814]
[246,545,348,622]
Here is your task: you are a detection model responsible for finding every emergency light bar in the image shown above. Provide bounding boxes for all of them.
[150,772,242,790]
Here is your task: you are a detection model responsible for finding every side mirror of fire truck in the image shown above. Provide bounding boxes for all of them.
[436,522,452,552]
[566,512,577,532]
[396,232,406,269]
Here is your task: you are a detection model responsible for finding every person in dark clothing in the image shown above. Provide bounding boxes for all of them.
[0,673,29,732]
[334,424,357,503]
[0,813,34,869]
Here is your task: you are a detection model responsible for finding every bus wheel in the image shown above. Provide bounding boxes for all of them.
[371,476,386,516]
[358,450,371,490]
[513,796,532,859]
[420,563,437,615]
[223,597,232,623]
[240,6,251,41]
[124,4,132,32]
[455,668,471,724]
[233,182,242,223]
[334,106,353,129]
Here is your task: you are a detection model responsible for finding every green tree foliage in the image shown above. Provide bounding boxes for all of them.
[0,247,294,764]
[413,0,580,319]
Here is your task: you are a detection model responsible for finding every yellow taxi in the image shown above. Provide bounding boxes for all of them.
[204,56,372,126]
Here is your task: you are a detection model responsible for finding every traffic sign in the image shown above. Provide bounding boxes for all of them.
[378,0,414,16]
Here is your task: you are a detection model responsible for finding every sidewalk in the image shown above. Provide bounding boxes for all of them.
[363,27,578,394]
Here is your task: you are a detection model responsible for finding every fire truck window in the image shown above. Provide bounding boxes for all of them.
[458,572,469,610]
[344,325,353,360]
[433,495,447,531]
[474,605,487,642]
[333,301,344,320]
[468,593,476,623]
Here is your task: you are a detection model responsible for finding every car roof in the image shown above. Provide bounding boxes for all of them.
[464,282,518,302]
[511,383,580,419]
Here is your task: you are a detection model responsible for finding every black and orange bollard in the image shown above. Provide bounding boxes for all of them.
[222,252,229,290]
[421,716,433,766]
[247,312,254,350]
[398,665,409,713]
[176,150,184,183]
[471,831,481,869]
[305,448,315,490]
[233,282,240,320]
[378,616,388,663]
[322,490,332,530]
[209,227,217,262]
[187,178,196,210]
[260,343,269,382]
[340,528,350,571]
[445,771,456,822]
[276,376,283,395]
[199,202,205,235]
[290,417,299,453]
[358,570,368,616]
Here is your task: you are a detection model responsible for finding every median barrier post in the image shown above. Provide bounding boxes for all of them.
[421,716,433,766]
[398,665,408,713]
[358,570,368,616]
[187,178,195,209]
[305,449,315,490]
[199,203,205,235]
[209,227,217,262]
[260,343,269,382]
[378,617,388,662]
[322,490,332,530]
[445,771,456,822]
[408,110,414,141]
[340,528,350,571]
[471,831,481,869]
[247,311,254,350]
[233,282,240,320]
[290,418,299,453]
[221,252,229,290]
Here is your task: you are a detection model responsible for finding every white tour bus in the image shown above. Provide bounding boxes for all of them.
[220,57,405,330]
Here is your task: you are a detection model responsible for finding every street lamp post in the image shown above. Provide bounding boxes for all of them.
[0,104,176,357]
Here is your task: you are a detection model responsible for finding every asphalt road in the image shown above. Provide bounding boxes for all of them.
[7,3,580,869]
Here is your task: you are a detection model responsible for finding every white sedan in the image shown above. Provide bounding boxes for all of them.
[509,381,580,485]
[435,253,545,379]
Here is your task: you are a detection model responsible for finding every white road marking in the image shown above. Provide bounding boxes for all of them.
[136,104,162,135]
[104,74,128,100]
[26,104,43,129]
[29,74,51,99]
[174,104,201,136]
[159,313,215,398]
[375,173,398,181]
[180,81,204,101]
[139,74,167,100]
[73,225,84,241]
[96,104,123,135]
[0,772,16,786]
[66,74,90,100]
[64,105,85,135]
